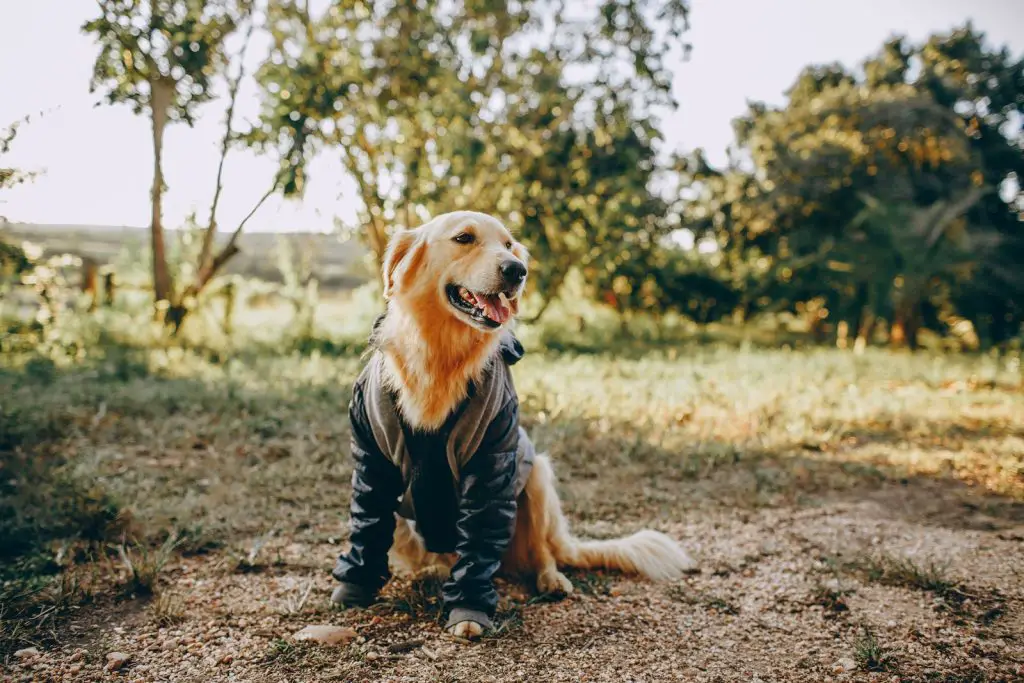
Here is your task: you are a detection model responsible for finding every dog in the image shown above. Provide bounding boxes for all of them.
[331,211,694,640]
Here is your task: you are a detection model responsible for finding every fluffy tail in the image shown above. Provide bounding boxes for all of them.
[529,454,694,581]
[554,529,696,581]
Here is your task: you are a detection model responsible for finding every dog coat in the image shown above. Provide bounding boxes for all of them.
[357,333,535,547]
[333,331,534,626]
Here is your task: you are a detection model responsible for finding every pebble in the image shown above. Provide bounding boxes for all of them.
[14,648,40,659]
[292,624,358,646]
[106,652,131,671]
[832,657,856,674]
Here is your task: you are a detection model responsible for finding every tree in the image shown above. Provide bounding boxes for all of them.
[0,115,41,197]
[250,0,689,309]
[683,25,1023,348]
[1,115,41,279]
[915,25,1024,345]
[84,0,247,312]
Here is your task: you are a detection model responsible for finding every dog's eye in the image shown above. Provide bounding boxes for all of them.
[453,233,475,245]
[505,241,512,250]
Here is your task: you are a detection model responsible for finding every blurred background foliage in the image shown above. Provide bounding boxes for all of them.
[1,0,1022,354]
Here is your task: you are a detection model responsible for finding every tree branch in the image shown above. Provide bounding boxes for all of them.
[347,139,388,269]
[193,180,278,291]
[196,13,257,285]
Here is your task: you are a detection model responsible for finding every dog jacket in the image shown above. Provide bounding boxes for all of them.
[332,331,535,627]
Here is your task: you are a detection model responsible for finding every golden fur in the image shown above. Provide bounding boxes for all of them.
[374,211,694,639]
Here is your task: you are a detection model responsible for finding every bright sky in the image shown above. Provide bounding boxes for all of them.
[1,0,1022,233]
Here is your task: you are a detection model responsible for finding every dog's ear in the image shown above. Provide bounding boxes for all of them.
[382,229,423,299]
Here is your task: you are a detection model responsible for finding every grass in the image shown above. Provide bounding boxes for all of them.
[856,553,956,594]
[116,534,182,597]
[854,627,897,672]
[0,301,1022,663]
[851,551,1007,624]
[152,591,185,627]
[379,577,446,623]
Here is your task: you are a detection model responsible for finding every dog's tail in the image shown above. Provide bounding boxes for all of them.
[554,529,695,581]
[530,454,695,581]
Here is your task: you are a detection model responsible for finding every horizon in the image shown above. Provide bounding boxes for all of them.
[1,0,1022,235]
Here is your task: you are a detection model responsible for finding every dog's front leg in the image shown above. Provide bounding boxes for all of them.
[331,414,404,606]
[442,446,519,640]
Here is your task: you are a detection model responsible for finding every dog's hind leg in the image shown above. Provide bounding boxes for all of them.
[503,454,574,597]
[389,516,455,580]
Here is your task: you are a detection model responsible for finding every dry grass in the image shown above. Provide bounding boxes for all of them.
[1,338,1023,680]
[854,627,897,673]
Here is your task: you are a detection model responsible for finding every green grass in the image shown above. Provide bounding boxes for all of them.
[854,627,897,672]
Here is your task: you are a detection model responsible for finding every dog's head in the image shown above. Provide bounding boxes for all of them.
[382,211,529,332]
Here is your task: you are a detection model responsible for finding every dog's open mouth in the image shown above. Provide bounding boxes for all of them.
[446,284,520,328]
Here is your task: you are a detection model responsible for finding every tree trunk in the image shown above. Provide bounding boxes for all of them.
[366,214,388,275]
[103,271,117,307]
[82,258,98,312]
[150,79,174,306]
[853,308,875,355]
[890,301,923,351]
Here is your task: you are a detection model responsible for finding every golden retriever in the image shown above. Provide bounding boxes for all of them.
[367,211,694,639]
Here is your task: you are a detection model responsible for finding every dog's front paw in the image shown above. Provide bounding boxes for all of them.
[448,620,485,640]
[330,582,377,608]
[446,607,490,640]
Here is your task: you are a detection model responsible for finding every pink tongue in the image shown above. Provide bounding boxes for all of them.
[474,293,510,324]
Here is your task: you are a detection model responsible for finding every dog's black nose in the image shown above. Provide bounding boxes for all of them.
[500,259,527,286]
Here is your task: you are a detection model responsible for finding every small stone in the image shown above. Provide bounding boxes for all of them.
[291,625,358,646]
[219,654,233,665]
[833,657,856,674]
[365,651,379,661]
[68,664,82,675]
[14,648,39,659]
[105,652,131,671]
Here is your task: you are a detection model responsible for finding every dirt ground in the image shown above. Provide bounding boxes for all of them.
[3,347,1023,682]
